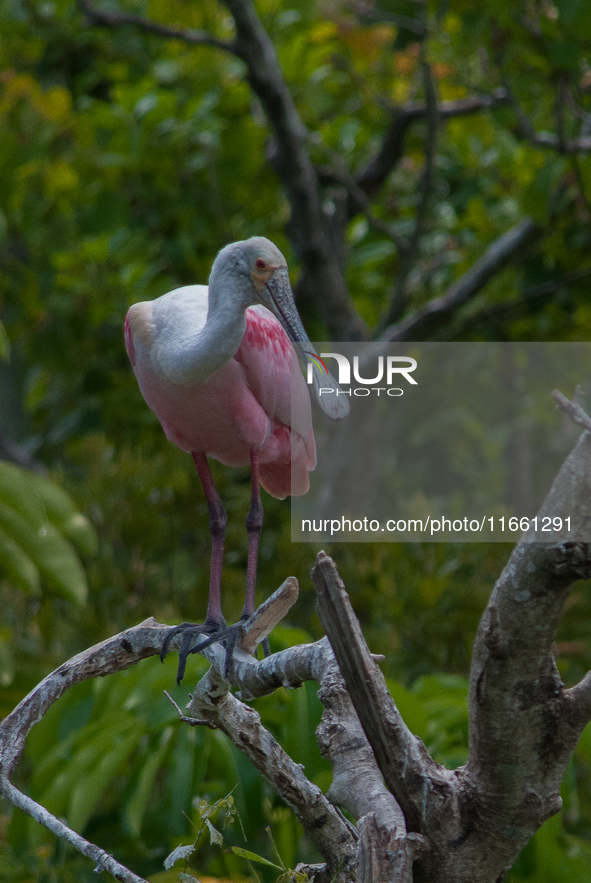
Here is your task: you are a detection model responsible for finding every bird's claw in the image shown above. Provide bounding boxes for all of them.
[161,615,272,684]
[160,618,226,684]
[188,620,249,679]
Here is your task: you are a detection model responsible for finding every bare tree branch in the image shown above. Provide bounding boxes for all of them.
[78,0,238,54]
[383,55,439,327]
[445,266,591,336]
[312,136,407,251]
[0,582,359,883]
[553,390,591,433]
[0,779,148,883]
[381,217,539,341]
[463,431,591,879]
[352,90,508,209]
[221,0,367,340]
[187,655,357,880]
[4,409,591,882]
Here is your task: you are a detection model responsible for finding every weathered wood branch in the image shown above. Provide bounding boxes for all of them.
[313,552,450,837]
[553,389,591,433]
[0,580,360,882]
[314,403,591,883]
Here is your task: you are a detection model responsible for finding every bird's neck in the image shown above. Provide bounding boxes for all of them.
[198,300,247,378]
[153,289,247,387]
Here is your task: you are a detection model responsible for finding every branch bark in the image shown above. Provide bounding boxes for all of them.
[352,90,508,210]
[313,552,450,837]
[381,216,539,341]
[78,0,237,53]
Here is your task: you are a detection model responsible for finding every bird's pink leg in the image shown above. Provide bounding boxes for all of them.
[192,452,227,625]
[242,450,263,619]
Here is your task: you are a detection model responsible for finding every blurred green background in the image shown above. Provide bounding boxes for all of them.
[2,0,591,879]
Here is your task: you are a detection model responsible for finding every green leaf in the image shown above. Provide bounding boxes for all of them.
[0,500,88,603]
[27,472,98,556]
[230,846,283,870]
[123,726,173,839]
[0,462,44,527]
[67,726,144,832]
[0,463,93,601]
[0,529,40,595]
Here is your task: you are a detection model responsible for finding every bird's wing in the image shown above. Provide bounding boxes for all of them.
[125,301,155,368]
[126,286,210,384]
[235,305,314,448]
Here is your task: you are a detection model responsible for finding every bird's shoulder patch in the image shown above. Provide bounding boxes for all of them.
[243,306,291,359]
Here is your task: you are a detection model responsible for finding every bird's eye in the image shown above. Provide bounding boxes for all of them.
[255,258,267,269]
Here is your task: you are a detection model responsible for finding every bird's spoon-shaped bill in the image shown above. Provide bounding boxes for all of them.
[265,269,349,420]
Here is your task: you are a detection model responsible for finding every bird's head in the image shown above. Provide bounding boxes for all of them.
[210,237,349,420]
[210,236,288,305]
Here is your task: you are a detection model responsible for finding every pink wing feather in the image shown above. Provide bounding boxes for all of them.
[235,305,316,498]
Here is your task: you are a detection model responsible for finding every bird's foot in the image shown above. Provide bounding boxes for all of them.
[161,613,273,684]
[160,618,228,684]
[186,614,269,679]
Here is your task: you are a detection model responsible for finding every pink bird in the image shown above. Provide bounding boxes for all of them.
[125,237,347,680]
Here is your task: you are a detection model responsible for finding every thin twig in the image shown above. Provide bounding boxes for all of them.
[352,90,508,207]
[78,0,238,54]
[163,690,217,728]
[381,216,539,341]
[382,54,438,328]
[553,389,591,433]
[450,266,591,336]
[312,136,407,252]
[496,46,591,154]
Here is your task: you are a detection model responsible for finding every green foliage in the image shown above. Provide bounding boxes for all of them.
[0,462,96,704]
[1,0,591,879]
[4,626,330,880]
[0,461,95,603]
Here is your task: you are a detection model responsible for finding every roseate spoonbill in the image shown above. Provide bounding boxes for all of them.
[125,237,348,681]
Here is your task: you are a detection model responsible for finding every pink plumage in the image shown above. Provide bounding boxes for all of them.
[125,237,344,680]
[125,300,315,499]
